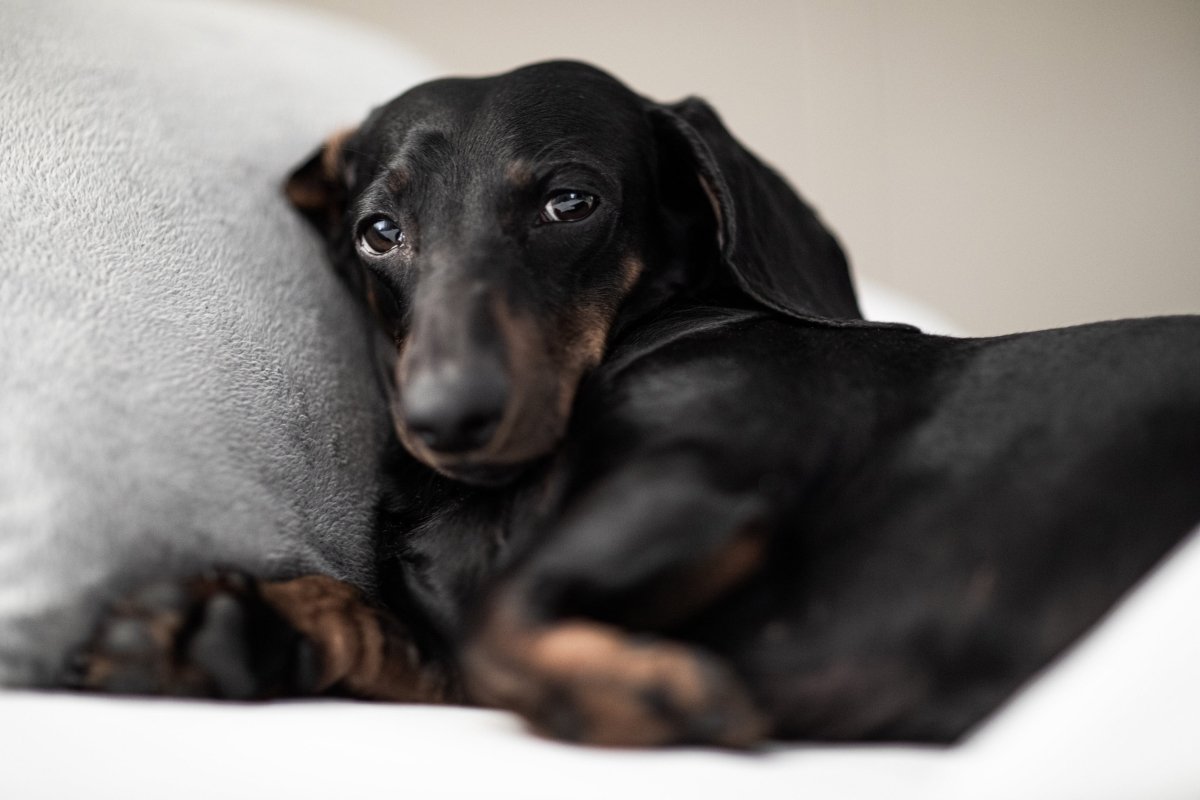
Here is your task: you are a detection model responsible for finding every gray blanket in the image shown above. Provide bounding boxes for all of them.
[0,0,432,685]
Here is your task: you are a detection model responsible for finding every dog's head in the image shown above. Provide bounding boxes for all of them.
[287,61,873,484]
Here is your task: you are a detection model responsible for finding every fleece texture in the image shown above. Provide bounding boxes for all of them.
[0,0,433,685]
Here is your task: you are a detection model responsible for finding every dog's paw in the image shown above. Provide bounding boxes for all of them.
[466,613,769,748]
[62,571,320,700]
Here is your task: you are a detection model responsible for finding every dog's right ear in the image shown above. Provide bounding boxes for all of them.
[285,127,390,318]
[284,127,358,238]
[648,98,907,328]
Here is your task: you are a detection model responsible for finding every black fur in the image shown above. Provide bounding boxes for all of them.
[285,61,1200,745]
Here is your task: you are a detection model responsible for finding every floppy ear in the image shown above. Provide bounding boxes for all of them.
[650,98,888,327]
[285,127,400,326]
[283,127,358,239]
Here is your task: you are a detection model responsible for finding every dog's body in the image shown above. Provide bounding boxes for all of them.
[378,306,1200,744]
[71,61,1200,747]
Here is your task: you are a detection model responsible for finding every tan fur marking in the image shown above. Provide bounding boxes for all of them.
[553,303,609,419]
[260,576,447,703]
[320,127,357,183]
[631,529,768,629]
[284,126,358,228]
[385,168,409,194]
[528,623,710,744]
[467,607,768,746]
[398,295,569,473]
[505,159,535,188]
[393,253,645,475]
[619,254,645,294]
[530,624,705,700]
[285,182,332,211]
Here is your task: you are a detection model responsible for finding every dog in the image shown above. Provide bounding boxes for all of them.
[70,61,1200,749]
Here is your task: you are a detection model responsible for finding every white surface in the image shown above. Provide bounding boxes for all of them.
[859,279,962,335]
[3,525,1197,800]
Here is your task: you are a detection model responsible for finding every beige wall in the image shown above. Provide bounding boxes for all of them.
[282,0,1200,335]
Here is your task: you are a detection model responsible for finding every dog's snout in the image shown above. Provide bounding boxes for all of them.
[402,361,509,454]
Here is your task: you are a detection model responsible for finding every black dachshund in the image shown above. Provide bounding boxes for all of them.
[70,62,1200,748]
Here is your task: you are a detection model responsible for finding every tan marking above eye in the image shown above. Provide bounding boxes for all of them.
[505,160,535,188]
[385,168,410,194]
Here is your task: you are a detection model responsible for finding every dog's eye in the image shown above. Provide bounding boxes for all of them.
[539,191,597,224]
[359,216,404,255]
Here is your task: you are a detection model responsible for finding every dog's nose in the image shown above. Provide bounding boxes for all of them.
[401,361,509,454]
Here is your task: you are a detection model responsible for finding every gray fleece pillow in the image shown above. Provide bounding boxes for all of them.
[0,0,432,685]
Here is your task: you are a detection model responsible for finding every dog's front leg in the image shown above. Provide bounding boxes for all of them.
[464,452,773,747]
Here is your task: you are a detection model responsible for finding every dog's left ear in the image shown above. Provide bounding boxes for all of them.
[649,98,886,326]
[283,127,358,239]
